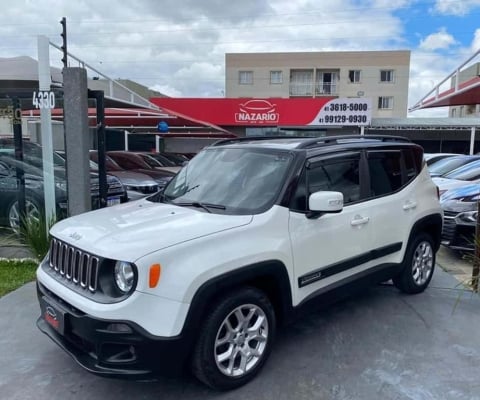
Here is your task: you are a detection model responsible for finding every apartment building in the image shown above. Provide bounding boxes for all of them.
[449,62,480,118]
[225,50,410,118]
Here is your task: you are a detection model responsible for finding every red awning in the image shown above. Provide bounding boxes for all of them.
[22,106,233,136]
[409,48,480,111]
[415,76,480,109]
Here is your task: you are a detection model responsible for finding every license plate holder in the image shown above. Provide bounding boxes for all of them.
[107,196,121,207]
[40,296,65,335]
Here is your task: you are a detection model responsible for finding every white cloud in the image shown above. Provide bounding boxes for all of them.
[472,28,480,52]
[419,28,457,51]
[432,0,480,16]
[0,0,477,120]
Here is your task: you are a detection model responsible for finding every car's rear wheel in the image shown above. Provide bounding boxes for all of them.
[191,287,276,390]
[8,198,41,233]
[393,233,435,294]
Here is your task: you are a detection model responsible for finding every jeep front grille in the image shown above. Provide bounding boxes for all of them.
[48,238,100,293]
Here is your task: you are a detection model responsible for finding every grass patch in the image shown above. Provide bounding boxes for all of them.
[0,259,38,297]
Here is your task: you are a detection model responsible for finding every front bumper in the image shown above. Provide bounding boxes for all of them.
[36,282,190,379]
[441,211,475,251]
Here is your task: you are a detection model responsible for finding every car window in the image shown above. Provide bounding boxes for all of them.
[429,156,476,176]
[443,159,480,181]
[367,151,402,197]
[161,148,293,214]
[403,149,418,184]
[140,154,163,168]
[307,155,361,205]
[110,154,144,170]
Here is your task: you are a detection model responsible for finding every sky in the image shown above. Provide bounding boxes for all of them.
[0,0,479,117]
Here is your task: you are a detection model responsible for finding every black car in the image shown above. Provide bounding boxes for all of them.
[0,139,127,231]
[440,183,480,252]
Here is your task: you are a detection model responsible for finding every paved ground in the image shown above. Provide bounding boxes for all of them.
[1,261,479,399]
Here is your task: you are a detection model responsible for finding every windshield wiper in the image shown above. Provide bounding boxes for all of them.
[174,201,226,213]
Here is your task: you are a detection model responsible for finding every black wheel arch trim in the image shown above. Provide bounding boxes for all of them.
[406,213,443,253]
[179,260,293,350]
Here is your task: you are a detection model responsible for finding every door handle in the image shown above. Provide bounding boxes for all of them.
[351,215,369,226]
[403,200,417,211]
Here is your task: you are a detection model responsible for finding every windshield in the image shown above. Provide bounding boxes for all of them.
[429,156,475,175]
[443,160,480,181]
[157,147,293,214]
[140,154,163,169]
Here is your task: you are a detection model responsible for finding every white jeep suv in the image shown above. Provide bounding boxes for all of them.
[36,135,442,390]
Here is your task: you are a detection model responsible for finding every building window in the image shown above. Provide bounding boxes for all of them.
[348,70,361,83]
[380,70,395,82]
[270,71,283,84]
[316,70,339,95]
[378,96,394,109]
[239,71,253,85]
[290,69,314,96]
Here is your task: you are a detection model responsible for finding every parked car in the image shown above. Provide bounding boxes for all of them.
[440,183,480,251]
[0,153,127,231]
[90,151,173,192]
[56,150,159,202]
[428,155,480,178]
[146,152,190,168]
[36,135,442,389]
[0,154,68,231]
[160,152,190,166]
[433,158,480,195]
[107,151,180,174]
[0,150,127,231]
[424,153,457,166]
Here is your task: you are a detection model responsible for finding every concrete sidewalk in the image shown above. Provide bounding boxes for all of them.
[1,265,479,399]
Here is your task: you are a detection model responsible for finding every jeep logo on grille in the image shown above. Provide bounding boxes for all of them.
[69,232,82,241]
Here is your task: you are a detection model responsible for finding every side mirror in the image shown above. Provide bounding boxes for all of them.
[307,191,344,219]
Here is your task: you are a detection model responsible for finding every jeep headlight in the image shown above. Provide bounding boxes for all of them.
[114,261,135,293]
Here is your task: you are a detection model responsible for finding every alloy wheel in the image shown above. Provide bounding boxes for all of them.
[8,199,41,232]
[214,303,269,377]
[411,240,434,286]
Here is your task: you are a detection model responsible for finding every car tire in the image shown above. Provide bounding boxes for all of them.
[191,286,276,390]
[393,233,436,294]
[7,197,42,233]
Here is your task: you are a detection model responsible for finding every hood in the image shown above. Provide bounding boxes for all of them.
[50,200,253,262]
[107,170,158,187]
[440,183,480,213]
[432,177,467,193]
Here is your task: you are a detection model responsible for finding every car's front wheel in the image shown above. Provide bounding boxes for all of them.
[393,233,436,294]
[7,197,42,233]
[191,287,276,390]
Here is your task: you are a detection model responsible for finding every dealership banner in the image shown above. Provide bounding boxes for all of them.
[151,97,372,127]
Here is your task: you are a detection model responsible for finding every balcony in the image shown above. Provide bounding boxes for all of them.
[289,82,314,97]
[315,82,338,96]
[289,82,339,97]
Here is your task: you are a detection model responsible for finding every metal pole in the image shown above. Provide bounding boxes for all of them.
[12,97,26,230]
[90,90,108,208]
[360,126,365,136]
[473,200,480,292]
[37,35,56,225]
[124,130,129,150]
[470,126,476,155]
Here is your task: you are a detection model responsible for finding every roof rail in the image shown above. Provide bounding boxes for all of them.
[295,134,411,149]
[212,135,315,146]
[211,134,410,149]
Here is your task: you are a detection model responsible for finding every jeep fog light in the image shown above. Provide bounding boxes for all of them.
[114,261,135,293]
